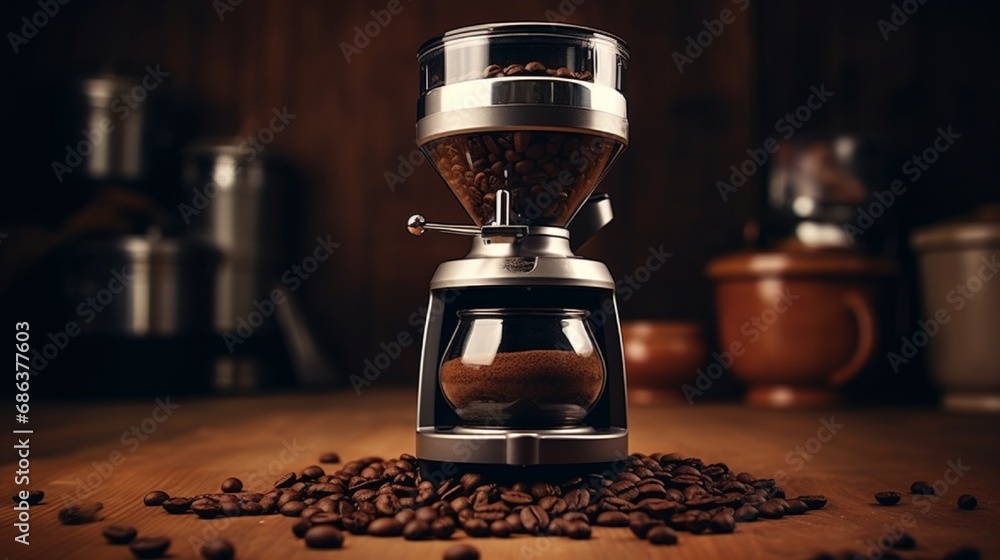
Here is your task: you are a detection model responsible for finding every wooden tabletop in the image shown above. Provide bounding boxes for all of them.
[2,390,998,559]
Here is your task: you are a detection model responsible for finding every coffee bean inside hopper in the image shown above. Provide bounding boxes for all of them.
[427,131,618,226]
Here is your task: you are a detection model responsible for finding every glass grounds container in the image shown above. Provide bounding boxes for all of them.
[440,308,606,428]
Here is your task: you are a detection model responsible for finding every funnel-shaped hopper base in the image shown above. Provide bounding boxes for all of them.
[423,131,624,227]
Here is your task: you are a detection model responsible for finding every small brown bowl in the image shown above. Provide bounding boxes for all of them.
[622,321,706,404]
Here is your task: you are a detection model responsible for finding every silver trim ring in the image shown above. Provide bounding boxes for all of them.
[419,78,627,119]
[416,105,628,145]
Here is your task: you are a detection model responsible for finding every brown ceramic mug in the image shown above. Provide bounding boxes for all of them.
[707,249,894,406]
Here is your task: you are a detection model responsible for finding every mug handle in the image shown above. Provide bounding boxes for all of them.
[828,292,879,387]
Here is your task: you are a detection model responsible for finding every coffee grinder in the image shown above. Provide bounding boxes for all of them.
[408,23,631,467]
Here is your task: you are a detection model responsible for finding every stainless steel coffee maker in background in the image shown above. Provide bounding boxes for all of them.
[408,23,631,467]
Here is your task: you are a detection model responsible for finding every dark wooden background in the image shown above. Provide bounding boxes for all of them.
[2,0,997,396]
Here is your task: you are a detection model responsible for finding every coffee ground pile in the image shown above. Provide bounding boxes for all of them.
[440,349,604,416]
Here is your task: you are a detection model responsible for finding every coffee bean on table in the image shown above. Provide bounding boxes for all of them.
[609,480,639,502]
[301,465,325,479]
[201,539,235,560]
[563,488,590,511]
[219,501,241,518]
[735,504,759,522]
[142,491,169,506]
[685,511,712,533]
[757,501,784,519]
[796,495,828,510]
[299,505,321,518]
[546,517,570,536]
[875,492,901,506]
[342,512,373,534]
[647,525,679,545]
[529,481,557,500]
[240,501,264,516]
[415,505,439,522]
[596,511,629,527]
[12,490,44,505]
[129,536,171,559]
[500,490,533,506]
[396,509,417,525]
[273,472,297,488]
[309,512,339,525]
[319,452,341,464]
[709,512,736,533]
[490,519,511,537]
[459,473,482,492]
[192,498,221,519]
[520,504,550,533]
[307,483,340,499]
[944,546,981,560]
[785,499,809,515]
[368,517,404,536]
[304,525,344,549]
[463,518,491,538]
[292,517,313,538]
[539,495,568,515]
[566,520,592,539]
[629,517,664,539]
[910,481,934,495]
[375,494,399,516]
[102,525,137,544]
[958,494,978,510]
[766,498,790,512]
[432,516,456,539]
[444,544,480,560]
[280,500,307,516]
[895,532,916,550]
[58,502,103,525]
[221,478,243,493]
[404,519,433,540]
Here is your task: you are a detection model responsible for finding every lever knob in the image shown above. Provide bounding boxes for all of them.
[407,214,427,236]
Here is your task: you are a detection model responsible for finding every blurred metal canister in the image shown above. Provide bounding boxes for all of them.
[79,74,147,182]
[181,139,289,391]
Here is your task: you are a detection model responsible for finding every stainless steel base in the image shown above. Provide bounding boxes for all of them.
[416,426,628,466]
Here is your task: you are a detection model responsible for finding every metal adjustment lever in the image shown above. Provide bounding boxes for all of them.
[406,215,481,237]
[480,189,529,242]
[407,190,529,241]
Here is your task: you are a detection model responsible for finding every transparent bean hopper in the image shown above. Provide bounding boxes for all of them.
[409,22,630,467]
